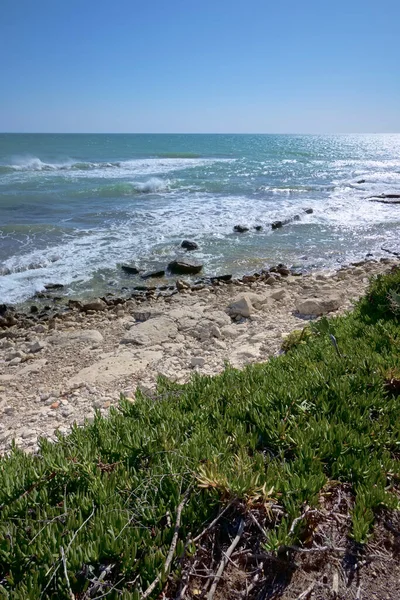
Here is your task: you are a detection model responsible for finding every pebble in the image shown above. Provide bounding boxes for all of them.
[190,357,205,367]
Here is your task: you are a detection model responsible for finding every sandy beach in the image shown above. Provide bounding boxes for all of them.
[0,257,396,454]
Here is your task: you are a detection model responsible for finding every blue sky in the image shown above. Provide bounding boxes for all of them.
[1,0,399,133]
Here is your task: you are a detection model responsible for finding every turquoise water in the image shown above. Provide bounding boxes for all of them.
[1,133,400,304]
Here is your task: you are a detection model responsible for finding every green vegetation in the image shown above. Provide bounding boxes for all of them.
[1,268,400,598]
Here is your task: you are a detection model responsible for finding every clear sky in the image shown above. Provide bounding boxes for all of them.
[1,0,399,133]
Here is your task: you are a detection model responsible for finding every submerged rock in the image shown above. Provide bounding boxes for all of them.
[141,270,165,279]
[168,260,203,275]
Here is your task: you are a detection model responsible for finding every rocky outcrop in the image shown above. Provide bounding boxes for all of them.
[168,260,203,275]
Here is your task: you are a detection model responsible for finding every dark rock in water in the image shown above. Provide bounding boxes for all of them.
[30,305,39,314]
[233,225,249,233]
[181,240,199,251]
[168,260,203,275]
[210,274,232,283]
[369,194,400,204]
[254,225,263,231]
[44,283,64,290]
[357,179,366,184]
[0,304,8,316]
[271,220,284,230]
[133,285,149,291]
[272,209,312,230]
[121,264,141,275]
[141,270,165,279]
[366,252,373,257]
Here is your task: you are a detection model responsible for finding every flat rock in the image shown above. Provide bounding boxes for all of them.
[296,296,343,316]
[167,260,203,275]
[121,316,178,346]
[69,350,163,385]
[48,330,104,346]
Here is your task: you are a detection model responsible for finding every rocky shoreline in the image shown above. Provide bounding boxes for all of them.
[0,257,398,454]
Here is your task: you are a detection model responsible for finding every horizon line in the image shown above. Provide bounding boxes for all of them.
[1,131,399,135]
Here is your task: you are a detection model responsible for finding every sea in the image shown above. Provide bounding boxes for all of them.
[1,133,400,305]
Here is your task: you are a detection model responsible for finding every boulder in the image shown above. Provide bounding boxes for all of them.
[233,225,249,233]
[227,295,254,318]
[303,208,314,214]
[254,225,263,231]
[181,240,199,251]
[357,179,366,184]
[82,299,107,312]
[296,296,343,316]
[168,260,203,275]
[121,264,141,275]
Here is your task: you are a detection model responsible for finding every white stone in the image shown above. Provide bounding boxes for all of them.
[228,295,254,318]
[121,316,178,346]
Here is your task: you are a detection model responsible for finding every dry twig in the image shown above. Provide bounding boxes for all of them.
[207,518,245,600]
[60,546,75,600]
[141,491,189,600]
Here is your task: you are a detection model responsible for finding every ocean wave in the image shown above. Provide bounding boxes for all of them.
[0,155,235,176]
[133,178,170,193]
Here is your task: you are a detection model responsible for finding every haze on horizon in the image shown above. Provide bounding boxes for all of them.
[1,0,399,134]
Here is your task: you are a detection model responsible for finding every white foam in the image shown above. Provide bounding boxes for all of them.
[133,177,169,193]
